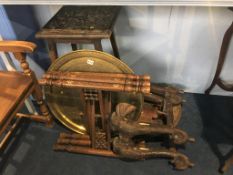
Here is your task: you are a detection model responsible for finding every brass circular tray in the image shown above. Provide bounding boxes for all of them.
[45,50,143,134]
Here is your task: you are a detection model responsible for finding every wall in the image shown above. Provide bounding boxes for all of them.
[6,5,233,95]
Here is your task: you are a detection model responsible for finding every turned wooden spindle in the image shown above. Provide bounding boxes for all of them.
[39,78,150,93]
[13,52,52,126]
[43,71,150,86]
[57,138,91,147]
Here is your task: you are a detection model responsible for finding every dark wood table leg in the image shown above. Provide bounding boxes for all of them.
[110,32,120,59]
[94,40,103,51]
[31,81,53,127]
[71,43,78,51]
[47,40,58,63]
[205,22,233,94]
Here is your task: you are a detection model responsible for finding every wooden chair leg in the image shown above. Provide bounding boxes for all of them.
[205,22,233,94]
[110,32,120,59]
[32,82,53,127]
[47,40,58,63]
[12,52,53,127]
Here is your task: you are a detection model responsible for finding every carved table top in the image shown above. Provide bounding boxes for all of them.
[36,6,121,39]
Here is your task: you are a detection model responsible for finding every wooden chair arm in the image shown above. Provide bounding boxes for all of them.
[0,41,36,53]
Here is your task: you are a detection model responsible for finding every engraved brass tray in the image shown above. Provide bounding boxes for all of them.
[44,50,143,134]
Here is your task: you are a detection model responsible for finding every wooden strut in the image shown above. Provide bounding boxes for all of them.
[98,91,106,131]
[103,91,112,150]
[83,89,97,148]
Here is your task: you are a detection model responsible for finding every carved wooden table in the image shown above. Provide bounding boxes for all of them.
[36,6,121,62]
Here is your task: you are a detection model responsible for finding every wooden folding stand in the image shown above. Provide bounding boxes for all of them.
[40,71,150,157]
[40,69,194,170]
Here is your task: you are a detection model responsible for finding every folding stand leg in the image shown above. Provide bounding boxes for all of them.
[87,100,96,148]
[98,91,106,131]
